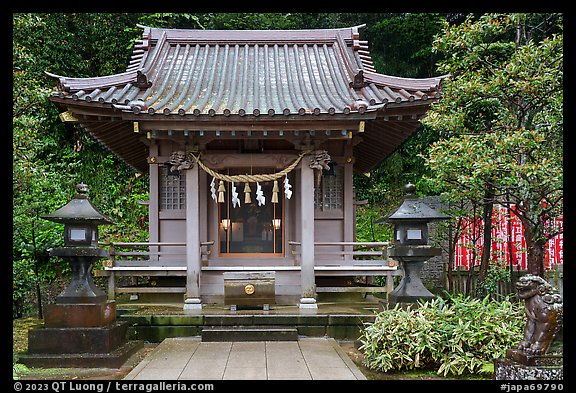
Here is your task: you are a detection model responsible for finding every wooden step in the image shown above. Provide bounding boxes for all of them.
[201,325,298,342]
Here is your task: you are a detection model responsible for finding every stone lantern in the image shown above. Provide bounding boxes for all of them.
[20,183,142,368]
[382,183,449,308]
[44,183,111,247]
[42,183,114,303]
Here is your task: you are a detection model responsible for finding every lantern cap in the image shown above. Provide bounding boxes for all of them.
[42,183,115,225]
[380,183,449,223]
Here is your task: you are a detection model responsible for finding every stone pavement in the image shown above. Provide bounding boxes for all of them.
[123,337,366,380]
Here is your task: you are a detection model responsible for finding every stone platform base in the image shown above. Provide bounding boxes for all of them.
[494,358,563,380]
[121,312,372,342]
[44,301,116,328]
[505,349,563,367]
[19,340,143,369]
[27,321,130,354]
[22,318,144,369]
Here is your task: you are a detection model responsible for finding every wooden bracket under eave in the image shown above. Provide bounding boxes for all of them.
[59,110,78,123]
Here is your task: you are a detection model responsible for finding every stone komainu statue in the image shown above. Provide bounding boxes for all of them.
[513,274,563,355]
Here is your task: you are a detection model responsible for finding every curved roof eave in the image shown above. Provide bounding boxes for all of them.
[45,24,446,174]
[363,71,449,92]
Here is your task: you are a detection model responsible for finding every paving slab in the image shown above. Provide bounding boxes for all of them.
[123,337,366,380]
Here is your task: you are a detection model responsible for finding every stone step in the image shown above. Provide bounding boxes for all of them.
[201,325,298,342]
[119,313,376,342]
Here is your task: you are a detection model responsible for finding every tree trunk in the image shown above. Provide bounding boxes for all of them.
[465,204,479,296]
[478,190,494,284]
[31,218,43,320]
[522,218,546,277]
[34,263,43,320]
[447,222,454,292]
[448,216,465,293]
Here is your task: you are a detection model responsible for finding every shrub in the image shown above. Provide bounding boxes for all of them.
[13,363,29,380]
[358,293,525,376]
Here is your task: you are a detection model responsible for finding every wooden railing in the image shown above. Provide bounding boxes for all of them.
[95,240,398,299]
[288,241,392,262]
[100,241,214,267]
[288,241,398,294]
[95,241,213,299]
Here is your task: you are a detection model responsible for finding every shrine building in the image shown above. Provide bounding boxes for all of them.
[46,24,445,309]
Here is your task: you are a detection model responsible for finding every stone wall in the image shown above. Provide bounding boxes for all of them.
[419,196,449,293]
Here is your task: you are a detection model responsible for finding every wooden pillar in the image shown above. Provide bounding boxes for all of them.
[148,141,159,262]
[184,164,202,310]
[299,162,317,309]
[343,149,354,262]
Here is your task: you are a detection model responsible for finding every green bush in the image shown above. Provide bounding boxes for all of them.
[358,294,525,376]
[13,363,29,380]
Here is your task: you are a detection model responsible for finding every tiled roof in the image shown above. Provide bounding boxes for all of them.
[46,25,445,173]
[47,25,442,117]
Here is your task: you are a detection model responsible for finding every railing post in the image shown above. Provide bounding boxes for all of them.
[107,273,116,301]
[386,271,394,296]
[288,241,301,266]
[200,241,214,267]
[107,242,116,300]
[108,242,115,264]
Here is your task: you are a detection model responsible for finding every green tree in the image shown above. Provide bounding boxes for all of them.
[370,13,446,77]
[138,13,204,29]
[198,13,340,31]
[13,14,67,318]
[13,13,149,318]
[349,13,456,230]
[422,13,563,278]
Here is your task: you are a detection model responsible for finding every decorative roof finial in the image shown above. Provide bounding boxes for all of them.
[133,70,152,90]
[76,183,89,195]
[350,69,367,89]
[404,183,416,196]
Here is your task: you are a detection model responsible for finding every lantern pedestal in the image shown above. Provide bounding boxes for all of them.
[50,247,108,304]
[19,183,143,369]
[21,288,143,369]
[21,250,143,368]
[43,301,117,327]
[21,266,143,369]
[383,245,441,309]
[20,326,143,368]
